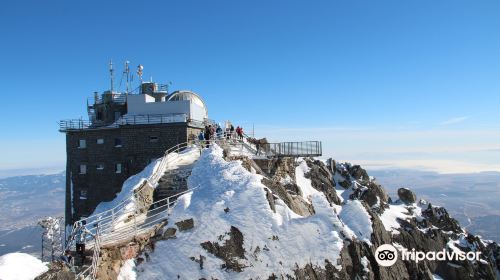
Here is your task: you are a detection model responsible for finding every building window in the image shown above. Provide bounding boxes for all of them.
[97,138,104,144]
[114,138,122,147]
[80,190,88,200]
[78,139,86,149]
[79,164,87,174]
[150,136,159,142]
[115,163,122,174]
[114,111,121,121]
[96,164,104,170]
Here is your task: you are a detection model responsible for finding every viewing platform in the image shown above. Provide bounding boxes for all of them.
[59,113,212,131]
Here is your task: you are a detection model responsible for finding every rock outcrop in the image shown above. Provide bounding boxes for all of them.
[397,187,417,204]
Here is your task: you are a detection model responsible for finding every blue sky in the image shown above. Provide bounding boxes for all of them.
[0,0,499,174]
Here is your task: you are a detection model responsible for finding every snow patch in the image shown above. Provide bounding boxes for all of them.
[379,202,421,235]
[295,159,320,201]
[339,200,373,245]
[0,253,48,280]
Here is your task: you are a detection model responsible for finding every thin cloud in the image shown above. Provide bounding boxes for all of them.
[440,116,469,125]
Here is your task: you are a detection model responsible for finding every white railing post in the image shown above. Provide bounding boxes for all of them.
[134,212,137,237]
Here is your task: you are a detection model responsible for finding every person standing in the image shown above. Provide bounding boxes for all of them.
[74,221,94,265]
[216,125,222,139]
[204,125,211,147]
[230,124,235,139]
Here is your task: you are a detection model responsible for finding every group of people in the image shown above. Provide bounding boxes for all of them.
[198,123,245,144]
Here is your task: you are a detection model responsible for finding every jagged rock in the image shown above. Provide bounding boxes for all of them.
[120,243,140,260]
[422,204,462,233]
[162,228,177,239]
[350,181,389,213]
[349,165,370,182]
[134,180,155,214]
[175,218,194,231]
[34,262,75,280]
[200,226,246,272]
[261,177,314,216]
[398,188,417,204]
[304,158,342,205]
[264,188,276,212]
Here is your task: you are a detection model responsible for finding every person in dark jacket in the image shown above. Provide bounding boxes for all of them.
[230,124,235,139]
[60,250,73,265]
[216,125,222,138]
[204,125,211,147]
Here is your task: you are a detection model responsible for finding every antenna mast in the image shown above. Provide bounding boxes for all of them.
[109,60,115,92]
[124,61,130,93]
[137,64,144,84]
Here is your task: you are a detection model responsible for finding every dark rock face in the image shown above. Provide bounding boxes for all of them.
[200,226,246,272]
[421,204,462,233]
[304,158,342,205]
[261,177,314,216]
[175,218,194,231]
[397,188,417,204]
[35,262,75,280]
[351,181,390,212]
[349,165,370,182]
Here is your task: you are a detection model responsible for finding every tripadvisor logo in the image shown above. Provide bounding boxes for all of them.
[375,244,482,267]
[375,244,398,267]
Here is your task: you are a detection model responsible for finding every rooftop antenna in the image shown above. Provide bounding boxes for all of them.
[124,61,130,93]
[109,60,115,92]
[137,64,144,84]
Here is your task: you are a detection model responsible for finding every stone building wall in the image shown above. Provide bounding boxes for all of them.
[64,123,203,224]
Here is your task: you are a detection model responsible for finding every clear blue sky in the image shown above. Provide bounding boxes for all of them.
[0,0,499,173]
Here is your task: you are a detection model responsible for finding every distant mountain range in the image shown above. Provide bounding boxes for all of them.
[0,172,65,256]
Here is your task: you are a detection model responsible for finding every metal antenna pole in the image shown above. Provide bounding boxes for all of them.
[124,61,130,93]
[109,60,114,92]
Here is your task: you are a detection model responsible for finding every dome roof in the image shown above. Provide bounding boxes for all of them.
[167,90,208,119]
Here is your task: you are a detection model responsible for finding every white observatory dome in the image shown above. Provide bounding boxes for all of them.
[167,90,208,119]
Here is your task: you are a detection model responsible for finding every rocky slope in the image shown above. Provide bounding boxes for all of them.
[37,145,499,280]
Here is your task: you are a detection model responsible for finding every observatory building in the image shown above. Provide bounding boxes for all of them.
[60,80,209,225]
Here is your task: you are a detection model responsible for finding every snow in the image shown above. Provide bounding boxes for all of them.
[379,202,421,235]
[361,256,370,273]
[91,158,161,215]
[339,200,373,245]
[91,146,200,217]
[433,274,445,280]
[118,259,137,280]
[295,159,320,201]
[133,145,346,279]
[0,253,48,280]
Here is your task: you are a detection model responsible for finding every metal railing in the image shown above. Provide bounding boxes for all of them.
[59,120,92,131]
[93,93,127,105]
[59,114,193,131]
[264,141,322,157]
[116,114,187,126]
